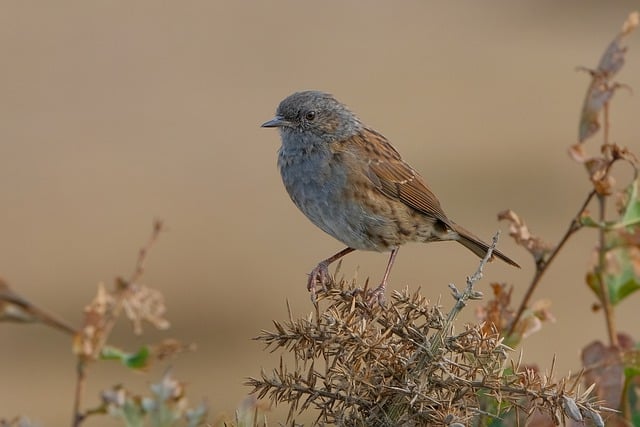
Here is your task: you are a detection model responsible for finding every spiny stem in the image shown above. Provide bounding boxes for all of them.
[429,232,499,352]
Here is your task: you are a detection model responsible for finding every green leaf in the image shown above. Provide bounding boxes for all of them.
[622,179,640,228]
[585,179,640,305]
[120,399,145,427]
[186,403,208,427]
[605,249,640,305]
[100,345,126,361]
[124,346,150,369]
[100,345,150,370]
[580,215,600,228]
[586,271,600,298]
[632,410,640,427]
[475,390,518,426]
[624,350,640,379]
[106,394,145,427]
[625,370,640,425]
[587,256,640,305]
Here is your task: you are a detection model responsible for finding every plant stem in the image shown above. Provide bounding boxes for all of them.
[506,191,595,338]
[71,359,87,427]
[69,220,165,425]
[596,194,618,347]
[428,233,498,353]
[597,101,618,347]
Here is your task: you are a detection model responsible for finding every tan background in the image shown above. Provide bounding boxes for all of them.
[1,1,639,425]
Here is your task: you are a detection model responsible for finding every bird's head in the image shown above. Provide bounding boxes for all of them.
[261,90,361,143]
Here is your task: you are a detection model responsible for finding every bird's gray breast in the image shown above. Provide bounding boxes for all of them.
[277,141,387,251]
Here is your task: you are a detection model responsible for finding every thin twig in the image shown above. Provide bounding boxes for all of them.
[71,219,166,426]
[596,194,618,347]
[603,99,610,147]
[507,148,623,339]
[71,360,87,427]
[597,102,618,347]
[428,232,499,352]
[94,219,166,357]
[128,219,165,284]
[446,231,499,325]
[506,191,595,338]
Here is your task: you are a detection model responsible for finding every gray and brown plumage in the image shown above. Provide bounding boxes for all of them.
[262,91,519,301]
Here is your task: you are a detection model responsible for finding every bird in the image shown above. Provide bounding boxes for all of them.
[261,90,519,302]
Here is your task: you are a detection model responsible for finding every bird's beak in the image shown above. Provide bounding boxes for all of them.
[261,115,288,128]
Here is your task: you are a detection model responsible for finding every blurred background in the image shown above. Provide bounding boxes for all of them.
[1,1,639,425]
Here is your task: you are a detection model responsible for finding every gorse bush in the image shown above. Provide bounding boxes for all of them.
[248,11,640,427]
[1,10,640,427]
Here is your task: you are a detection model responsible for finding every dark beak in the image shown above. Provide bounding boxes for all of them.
[261,115,288,128]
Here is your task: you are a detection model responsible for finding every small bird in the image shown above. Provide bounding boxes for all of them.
[262,91,519,302]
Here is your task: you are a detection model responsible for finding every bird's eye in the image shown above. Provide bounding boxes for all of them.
[305,110,316,121]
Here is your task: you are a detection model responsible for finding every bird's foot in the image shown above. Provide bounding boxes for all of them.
[367,282,386,307]
[307,261,331,302]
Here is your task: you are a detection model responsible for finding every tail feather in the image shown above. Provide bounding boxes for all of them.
[452,223,520,268]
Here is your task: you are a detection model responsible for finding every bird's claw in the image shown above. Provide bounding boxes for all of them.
[307,262,331,301]
[367,283,386,307]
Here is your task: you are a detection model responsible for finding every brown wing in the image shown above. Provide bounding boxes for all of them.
[338,128,521,268]
[351,128,453,226]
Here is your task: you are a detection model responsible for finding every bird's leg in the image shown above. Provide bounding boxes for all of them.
[368,248,399,306]
[308,247,355,298]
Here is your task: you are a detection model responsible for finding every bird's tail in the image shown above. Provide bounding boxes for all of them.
[452,223,520,268]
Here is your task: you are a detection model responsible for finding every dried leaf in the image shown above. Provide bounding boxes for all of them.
[581,337,638,426]
[578,11,639,142]
[582,341,624,409]
[506,298,555,343]
[75,283,116,358]
[608,142,639,164]
[497,209,552,262]
[151,338,197,361]
[476,283,514,335]
[622,11,640,36]
[578,80,617,143]
[121,283,170,334]
[593,173,616,196]
[568,143,589,163]
[571,152,617,195]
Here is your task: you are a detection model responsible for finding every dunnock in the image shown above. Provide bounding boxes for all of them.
[262,91,519,301]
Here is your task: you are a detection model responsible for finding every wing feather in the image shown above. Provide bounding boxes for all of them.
[353,128,452,226]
